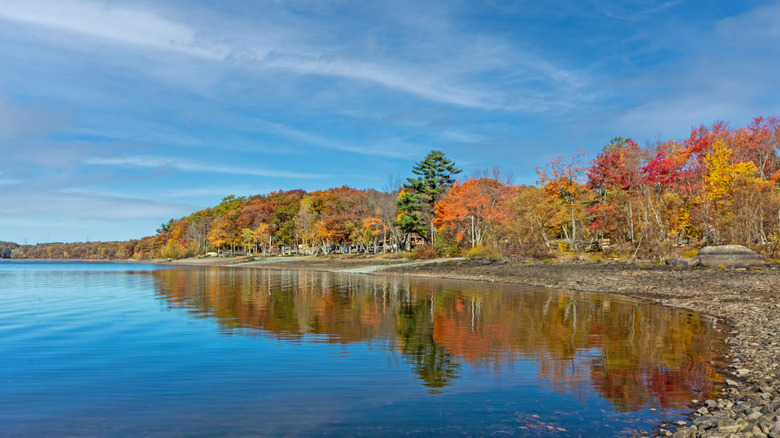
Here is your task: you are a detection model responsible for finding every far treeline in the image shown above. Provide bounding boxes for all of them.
[4,116,780,261]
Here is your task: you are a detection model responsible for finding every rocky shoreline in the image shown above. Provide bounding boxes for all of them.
[381,258,780,438]
[161,254,780,437]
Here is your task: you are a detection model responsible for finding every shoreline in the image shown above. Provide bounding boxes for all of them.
[381,258,780,438]
[7,254,780,436]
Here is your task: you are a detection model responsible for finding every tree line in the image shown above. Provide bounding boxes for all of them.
[3,115,779,260]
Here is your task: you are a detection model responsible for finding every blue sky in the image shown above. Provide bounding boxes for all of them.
[1,0,779,244]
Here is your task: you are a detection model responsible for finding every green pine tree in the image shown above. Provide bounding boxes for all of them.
[394,150,461,243]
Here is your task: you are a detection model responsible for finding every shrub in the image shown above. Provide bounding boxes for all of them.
[558,241,570,252]
[682,249,699,259]
[412,244,439,260]
[590,253,604,262]
[464,246,502,261]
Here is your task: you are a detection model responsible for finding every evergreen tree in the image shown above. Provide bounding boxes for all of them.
[395,150,461,242]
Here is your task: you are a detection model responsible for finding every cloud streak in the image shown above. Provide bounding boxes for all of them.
[85,156,328,179]
[0,0,590,112]
[0,0,222,58]
[0,187,194,220]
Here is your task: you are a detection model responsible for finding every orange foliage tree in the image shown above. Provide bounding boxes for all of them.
[434,171,516,249]
[537,148,592,249]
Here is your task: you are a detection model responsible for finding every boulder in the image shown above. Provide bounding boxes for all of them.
[668,256,701,269]
[698,245,766,268]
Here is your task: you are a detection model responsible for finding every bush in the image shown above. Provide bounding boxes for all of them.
[412,244,439,260]
[557,241,570,252]
[463,246,502,261]
[682,249,699,259]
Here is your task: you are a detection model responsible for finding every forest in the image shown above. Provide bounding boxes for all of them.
[4,116,780,261]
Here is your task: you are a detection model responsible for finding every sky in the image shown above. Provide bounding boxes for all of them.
[1,0,779,244]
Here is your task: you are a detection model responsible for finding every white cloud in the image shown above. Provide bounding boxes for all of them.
[0,0,224,58]
[85,155,328,179]
[252,118,414,157]
[0,0,591,112]
[0,188,194,220]
[716,2,780,48]
[591,0,684,20]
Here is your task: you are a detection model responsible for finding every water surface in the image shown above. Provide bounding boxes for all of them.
[0,262,727,437]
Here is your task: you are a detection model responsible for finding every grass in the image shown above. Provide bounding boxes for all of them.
[464,246,502,261]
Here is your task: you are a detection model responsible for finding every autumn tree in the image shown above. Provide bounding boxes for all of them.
[585,137,647,254]
[268,190,305,252]
[298,186,369,254]
[369,188,401,252]
[434,170,516,249]
[505,186,558,256]
[537,148,591,249]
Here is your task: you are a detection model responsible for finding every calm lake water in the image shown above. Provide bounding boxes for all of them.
[0,262,728,437]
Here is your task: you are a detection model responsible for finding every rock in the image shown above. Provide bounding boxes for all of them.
[760,419,776,433]
[672,428,694,438]
[693,415,719,429]
[668,256,700,269]
[743,419,761,433]
[698,244,767,268]
[718,419,741,434]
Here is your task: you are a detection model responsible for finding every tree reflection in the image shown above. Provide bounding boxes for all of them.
[151,268,726,409]
[397,301,459,388]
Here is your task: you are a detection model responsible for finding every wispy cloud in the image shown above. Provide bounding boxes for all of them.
[253,118,415,157]
[85,155,328,179]
[0,0,223,58]
[591,0,684,20]
[1,188,194,220]
[0,0,591,112]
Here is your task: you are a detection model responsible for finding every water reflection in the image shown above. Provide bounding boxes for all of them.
[151,268,726,410]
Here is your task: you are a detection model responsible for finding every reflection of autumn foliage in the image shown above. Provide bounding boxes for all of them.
[152,269,726,409]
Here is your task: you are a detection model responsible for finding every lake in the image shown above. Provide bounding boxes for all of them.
[0,262,728,437]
